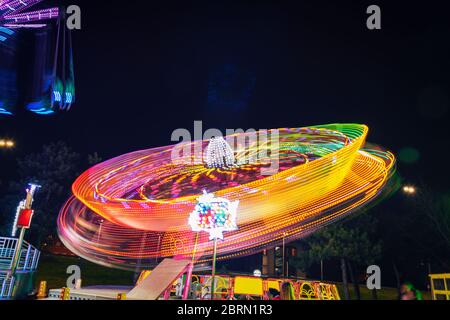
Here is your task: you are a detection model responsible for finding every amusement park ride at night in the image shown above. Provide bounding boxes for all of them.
[0,0,75,115]
[0,2,397,301]
[58,124,395,276]
[0,0,59,29]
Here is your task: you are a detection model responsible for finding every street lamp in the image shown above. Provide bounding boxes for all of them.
[0,139,15,148]
[403,185,416,194]
[97,219,105,242]
[9,183,41,285]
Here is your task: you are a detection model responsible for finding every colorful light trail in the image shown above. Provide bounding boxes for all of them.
[58,124,395,270]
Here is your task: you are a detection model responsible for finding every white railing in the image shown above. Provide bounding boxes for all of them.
[0,237,40,272]
[0,237,17,270]
[0,237,40,300]
[0,272,15,300]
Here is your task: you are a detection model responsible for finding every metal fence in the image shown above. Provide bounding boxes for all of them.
[0,237,40,299]
[0,237,40,272]
[0,272,15,299]
[0,237,16,270]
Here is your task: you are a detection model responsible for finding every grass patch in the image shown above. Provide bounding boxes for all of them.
[335,283,431,300]
[35,254,135,289]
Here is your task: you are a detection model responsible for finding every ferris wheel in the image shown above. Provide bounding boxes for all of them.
[0,1,75,115]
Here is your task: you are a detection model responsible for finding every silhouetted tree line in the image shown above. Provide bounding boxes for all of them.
[0,141,101,246]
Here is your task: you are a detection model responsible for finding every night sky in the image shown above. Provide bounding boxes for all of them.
[1,1,450,199]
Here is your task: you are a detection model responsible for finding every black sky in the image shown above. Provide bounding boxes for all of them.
[1,0,450,192]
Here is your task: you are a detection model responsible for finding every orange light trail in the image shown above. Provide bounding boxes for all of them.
[58,124,395,270]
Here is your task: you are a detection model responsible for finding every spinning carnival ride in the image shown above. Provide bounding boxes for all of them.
[58,124,395,270]
[0,1,75,115]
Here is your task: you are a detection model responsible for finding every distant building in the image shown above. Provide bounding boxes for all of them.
[262,244,304,278]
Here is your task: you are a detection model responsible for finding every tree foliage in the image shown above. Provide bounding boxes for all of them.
[381,184,450,271]
[413,188,450,252]
[14,142,79,244]
[290,213,382,272]
[0,142,102,246]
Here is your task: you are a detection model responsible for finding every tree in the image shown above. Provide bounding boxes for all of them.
[0,144,104,245]
[378,183,450,291]
[290,213,382,300]
[88,152,102,166]
[413,186,450,254]
[2,142,80,245]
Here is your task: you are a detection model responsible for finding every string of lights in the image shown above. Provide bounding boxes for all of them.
[0,0,59,28]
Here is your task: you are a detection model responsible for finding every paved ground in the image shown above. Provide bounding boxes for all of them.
[48,285,133,300]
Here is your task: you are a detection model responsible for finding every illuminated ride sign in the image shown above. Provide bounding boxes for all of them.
[189,190,239,240]
[17,209,34,229]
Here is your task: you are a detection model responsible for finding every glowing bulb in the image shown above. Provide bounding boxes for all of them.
[204,137,236,169]
[403,185,416,194]
[0,139,15,148]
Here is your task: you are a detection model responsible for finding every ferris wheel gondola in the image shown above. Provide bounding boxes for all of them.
[0,1,75,116]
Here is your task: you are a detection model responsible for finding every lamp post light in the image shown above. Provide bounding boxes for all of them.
[0,139,15,149]
[189,190,239,300]
[282,236,285,277]
[9,184,40,283]
[253,269,262,277]
[97,219,104,242]
[402,185,416,195]
[188,137,240,299]
[282,232,287,278]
